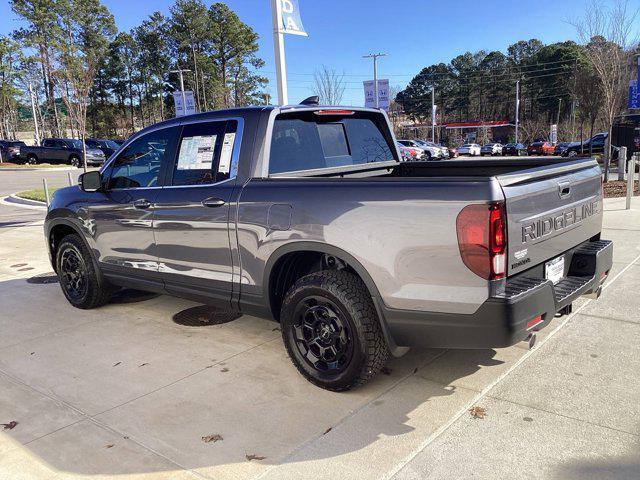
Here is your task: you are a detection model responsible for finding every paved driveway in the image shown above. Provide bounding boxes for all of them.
[0,196,638,480]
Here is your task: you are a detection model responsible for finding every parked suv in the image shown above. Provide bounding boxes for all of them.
[45,105,612,391]
[20,138,106,167]
[86,138,121,159]
[0,140,27,162]
[480,143,503,156]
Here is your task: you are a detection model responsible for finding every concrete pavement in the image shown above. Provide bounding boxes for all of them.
[0,196,638,480]
[0,168,83,226]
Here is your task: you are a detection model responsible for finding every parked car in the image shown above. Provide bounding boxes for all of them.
[0,140,27,162]
[19,138,106,167]
[86,138,121,159]
[527,141,555,156]
[398,139,441,160]
[415,140,448,159]
[458,143,481,156]
[45,104,612,391]
[553,142,572,156]
[397,142,419,161]
[561,133,618,160]
[501,143,527,156]
[480,143,503,156]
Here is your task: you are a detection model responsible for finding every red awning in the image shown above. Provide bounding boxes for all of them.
[443,121,515,129]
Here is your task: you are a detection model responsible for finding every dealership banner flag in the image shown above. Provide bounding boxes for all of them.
[280,0,307,36]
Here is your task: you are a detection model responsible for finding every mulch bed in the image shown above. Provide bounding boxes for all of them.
[603,180,639,198]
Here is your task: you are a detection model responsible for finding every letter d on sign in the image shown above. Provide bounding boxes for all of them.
[281,0,293,13]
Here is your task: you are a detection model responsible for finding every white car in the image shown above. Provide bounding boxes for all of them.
[397,140,427,160]
[480,143,503,156]
[415,140,449,159]
[458,143,481,156]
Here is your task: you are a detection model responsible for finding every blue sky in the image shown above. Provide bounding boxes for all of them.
[1,0,637,105]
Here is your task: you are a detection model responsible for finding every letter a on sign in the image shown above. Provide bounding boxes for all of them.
[280,0,308,36]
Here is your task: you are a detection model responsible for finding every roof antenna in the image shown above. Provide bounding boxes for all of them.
[300,95,320,106]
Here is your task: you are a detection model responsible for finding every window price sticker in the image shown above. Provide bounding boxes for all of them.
[218,133,236,174]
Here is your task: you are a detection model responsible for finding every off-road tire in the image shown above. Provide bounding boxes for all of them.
[280,270,389,391]
[56,234,116,309]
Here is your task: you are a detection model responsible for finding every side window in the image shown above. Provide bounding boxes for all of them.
[108,127,177,190]
[171,121,229,186]
[42,139,52,147]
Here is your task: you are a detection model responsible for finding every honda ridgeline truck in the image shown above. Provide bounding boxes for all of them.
[44,102,613,391]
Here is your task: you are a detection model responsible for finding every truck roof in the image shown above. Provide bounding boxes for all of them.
[131,104,385,139]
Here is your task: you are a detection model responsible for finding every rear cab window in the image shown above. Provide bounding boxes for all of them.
[268,110,397,175]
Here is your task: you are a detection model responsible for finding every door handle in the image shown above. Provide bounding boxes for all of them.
[558,181,571,199]
[202,197,226,208]
[133,198,152,209]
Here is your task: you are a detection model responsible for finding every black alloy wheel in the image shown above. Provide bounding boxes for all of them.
[59,245,88,302]
[291,295,354,374]
[55,234,116,309]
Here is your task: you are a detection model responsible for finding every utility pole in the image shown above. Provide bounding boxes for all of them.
[28,82,41,146]
[363,53,387,108]
[170,68,191,115]
[271,0,288,105]
[515,80,520,144]
[431,86,436,142]
[557,98,562,126]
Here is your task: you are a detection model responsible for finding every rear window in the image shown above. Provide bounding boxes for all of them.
[269,112,396,174]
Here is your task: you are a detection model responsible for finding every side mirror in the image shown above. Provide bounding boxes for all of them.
[79,170,102,192]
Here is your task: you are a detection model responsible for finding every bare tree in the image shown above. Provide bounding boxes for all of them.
[571,0,639,180]
[313,65,345,105]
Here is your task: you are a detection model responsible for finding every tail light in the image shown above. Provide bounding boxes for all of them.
[456,202,507,280]
[408,148,417,156]
[314,109,354,116]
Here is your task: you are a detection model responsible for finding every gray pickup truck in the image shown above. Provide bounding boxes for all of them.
[20,138,105,167]
[44,104,612,391]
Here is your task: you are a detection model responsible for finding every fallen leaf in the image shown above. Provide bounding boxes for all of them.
[323,427,332,435]
[469,406,486,419]
[381,367,392,375]
[220,367,229,373]
[139,363,149,367]
[202,434,223,443]
[412,367,418,374]
[105,444,114,449]
[2,421,18,430]
[246,454,266,461]
[113,362,121,367]
[30,352,35,355]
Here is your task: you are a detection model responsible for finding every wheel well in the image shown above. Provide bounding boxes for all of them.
[268,250,365,321]
[49,224,78,270]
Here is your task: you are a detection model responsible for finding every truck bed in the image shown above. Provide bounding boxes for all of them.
[395,157,592,178]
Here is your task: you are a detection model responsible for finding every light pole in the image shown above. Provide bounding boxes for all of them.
[271,0,288,105]
[515,80,520,144]
[431,86,436,142]
[363,53,387,108]
[170,68,191,115]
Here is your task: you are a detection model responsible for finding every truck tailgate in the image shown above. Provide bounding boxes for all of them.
[497,158,603,276]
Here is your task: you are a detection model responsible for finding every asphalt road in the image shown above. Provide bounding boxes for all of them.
[0,168,84,227]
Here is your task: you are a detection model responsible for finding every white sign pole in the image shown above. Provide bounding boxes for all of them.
[271,0,288,105]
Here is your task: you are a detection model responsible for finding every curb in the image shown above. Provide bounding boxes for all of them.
[0,166,79,172]
[2,194,47,209]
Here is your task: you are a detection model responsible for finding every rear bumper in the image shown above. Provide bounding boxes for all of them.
[378,239,613,350]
